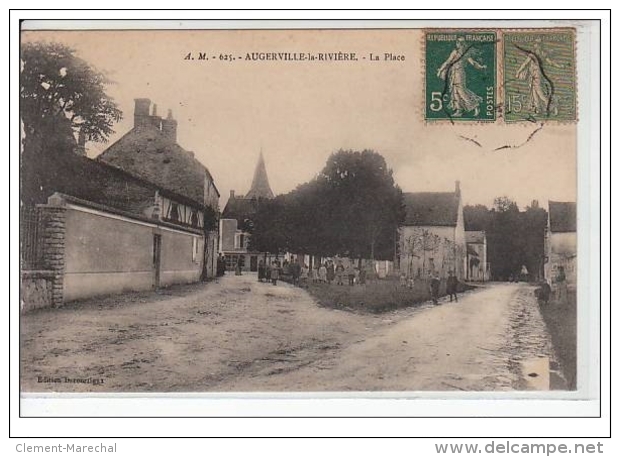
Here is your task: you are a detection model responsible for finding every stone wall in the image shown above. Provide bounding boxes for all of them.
[20,270,55,312]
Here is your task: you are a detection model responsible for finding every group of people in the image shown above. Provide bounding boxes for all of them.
[427,270,460,305]
[304,260,372,286]
[257,258,373,287]
[257,259,289,286]
[535,265,568,305]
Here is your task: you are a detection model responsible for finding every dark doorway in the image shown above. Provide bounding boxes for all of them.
[153,234,162,288]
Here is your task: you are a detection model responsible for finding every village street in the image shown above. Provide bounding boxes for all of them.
[20,276,562,393]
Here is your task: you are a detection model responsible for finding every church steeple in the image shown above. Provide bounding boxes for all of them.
[245,151,274,199]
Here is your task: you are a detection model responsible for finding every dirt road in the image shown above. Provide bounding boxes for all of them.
[20,275,559,392]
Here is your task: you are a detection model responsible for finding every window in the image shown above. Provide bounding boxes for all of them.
[192,237,199,263]
[234,232,246,250]
[169,203,179,221]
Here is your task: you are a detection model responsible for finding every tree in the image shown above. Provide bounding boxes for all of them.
[20,41,122,156]
[316,149,404,260]
[493,196,519,213]
[463,204,492,231]
[464,198,547,281]
[250,150,404,262]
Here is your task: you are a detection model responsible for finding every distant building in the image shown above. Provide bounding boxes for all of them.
[545,201,577,287]
[220,152,274,272]
[465,230,488,281]
[397,181,466,279]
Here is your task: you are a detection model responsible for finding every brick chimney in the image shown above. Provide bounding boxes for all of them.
[134,98,151,129]
[162,109,178,142]
[230,190,235,199]
[149,103,162,129]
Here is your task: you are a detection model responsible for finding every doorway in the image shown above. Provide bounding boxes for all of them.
[153,234,162,288]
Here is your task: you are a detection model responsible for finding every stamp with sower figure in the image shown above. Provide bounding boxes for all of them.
[425,30,497,121]
[503,30,576,122]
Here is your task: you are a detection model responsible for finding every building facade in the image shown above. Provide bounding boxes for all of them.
[544,201,577,287]
[465,230,488,281]
[21,98,222,312]
[397,181,467,279]
[97,98,220,279]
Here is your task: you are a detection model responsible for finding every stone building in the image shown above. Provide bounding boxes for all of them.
[465,230,488,281]
[545,200,577,287]
[20,98,220,312]
[397,181,467,279]
[97,98,220,280]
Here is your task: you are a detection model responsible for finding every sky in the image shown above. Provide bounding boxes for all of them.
[21,28,577,210]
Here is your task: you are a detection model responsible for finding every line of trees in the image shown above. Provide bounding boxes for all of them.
[464,197,548,281]
[249,150,405,262]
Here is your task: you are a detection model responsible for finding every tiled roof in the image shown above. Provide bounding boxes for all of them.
[465,230,486,244]
[21,150,205,215]
[548,201,577,232]
[221,196,260,225]
[402,192,459,227]
[97,125,211,207]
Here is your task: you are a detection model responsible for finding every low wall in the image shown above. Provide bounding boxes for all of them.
[63,204,204,302]
[21,193,208,311]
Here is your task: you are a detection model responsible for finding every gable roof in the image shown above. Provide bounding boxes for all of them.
[465,231,486,244]
[97,124,212,207]
[548,201,577,232]
[402,192,460,227]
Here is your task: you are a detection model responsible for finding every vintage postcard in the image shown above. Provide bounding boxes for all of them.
[18,21,595,404]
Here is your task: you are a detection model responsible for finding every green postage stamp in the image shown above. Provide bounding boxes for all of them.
[503,30,576,122]
[425,30,497,121]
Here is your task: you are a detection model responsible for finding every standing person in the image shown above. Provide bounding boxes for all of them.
[359,263,367,285]
[257,260,265,282]
[429,272,441,305]
[300,263,309,286]
[265,261,272,283]
[554,266,567,302]
[271,261,280,286]
[217,254,227,277]
[335,262,345,285]
[319,263,328,284]
[327,261,335,285]
[347,263,355,286]
[234,262,242,276]
[291,258,301,286]
[535,279,552,305]
[447,270,459,302]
